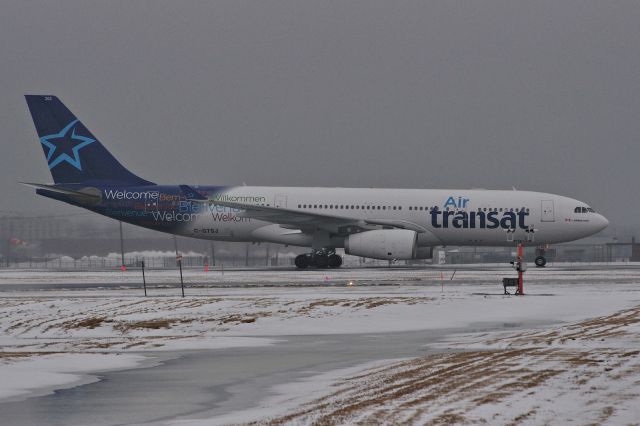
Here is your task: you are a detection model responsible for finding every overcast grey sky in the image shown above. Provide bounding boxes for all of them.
[1,0,639,234]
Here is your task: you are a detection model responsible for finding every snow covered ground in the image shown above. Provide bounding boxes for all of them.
[1,266,640,424]
[215,306,640,425]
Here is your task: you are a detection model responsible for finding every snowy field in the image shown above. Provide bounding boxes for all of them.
[1,266,640,424]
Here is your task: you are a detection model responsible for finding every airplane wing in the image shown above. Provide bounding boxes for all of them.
[191,198,428,235]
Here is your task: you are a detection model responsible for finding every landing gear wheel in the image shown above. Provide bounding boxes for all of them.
[295,254,309,269]
[534,256,547,268]
[328,254,342,268]
[313,254,329,268]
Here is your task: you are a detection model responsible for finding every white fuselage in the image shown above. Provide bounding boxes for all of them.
[178,187,608,248]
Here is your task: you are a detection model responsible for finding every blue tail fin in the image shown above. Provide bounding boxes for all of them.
[25,95,154,186]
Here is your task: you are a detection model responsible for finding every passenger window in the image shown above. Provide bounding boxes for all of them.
[382,206,386,210]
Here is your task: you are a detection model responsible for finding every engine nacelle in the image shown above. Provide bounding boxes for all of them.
[344,229,418,260]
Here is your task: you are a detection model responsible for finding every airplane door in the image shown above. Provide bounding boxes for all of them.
[274,193,287,208]
[541,200,555,222]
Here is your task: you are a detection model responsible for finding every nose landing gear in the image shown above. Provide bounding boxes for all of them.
[534,256,547,267]
[295,250,342,269]
[535,246,550,268]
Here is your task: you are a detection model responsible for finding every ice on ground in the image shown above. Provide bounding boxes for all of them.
[0,353,145,402]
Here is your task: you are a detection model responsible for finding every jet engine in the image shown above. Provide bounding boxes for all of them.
[344,229,418,260]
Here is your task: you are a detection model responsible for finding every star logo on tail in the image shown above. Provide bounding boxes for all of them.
[40,120,95,170]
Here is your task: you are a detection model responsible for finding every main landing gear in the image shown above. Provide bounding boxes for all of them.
[295,250,342,269]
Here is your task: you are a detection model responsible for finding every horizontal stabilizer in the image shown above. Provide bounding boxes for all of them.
[20,182,102,204]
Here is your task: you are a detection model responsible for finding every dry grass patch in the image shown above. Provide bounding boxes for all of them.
[115,319,173,332]
[75,317,107,329]
[219,311,272,324]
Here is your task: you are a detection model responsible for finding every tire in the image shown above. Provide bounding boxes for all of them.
[313,254,329,268]
[534,256,547,268]
[295,254,309,269]
[328,254,342,268]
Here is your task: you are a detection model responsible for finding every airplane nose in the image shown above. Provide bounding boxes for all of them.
[596,214,609,231]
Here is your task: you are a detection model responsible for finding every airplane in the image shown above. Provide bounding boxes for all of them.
[23,95,609,269]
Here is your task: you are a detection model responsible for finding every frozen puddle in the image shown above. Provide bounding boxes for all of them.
[0,328,461,425]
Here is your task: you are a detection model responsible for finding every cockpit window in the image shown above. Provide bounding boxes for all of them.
[575,206,596,213]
